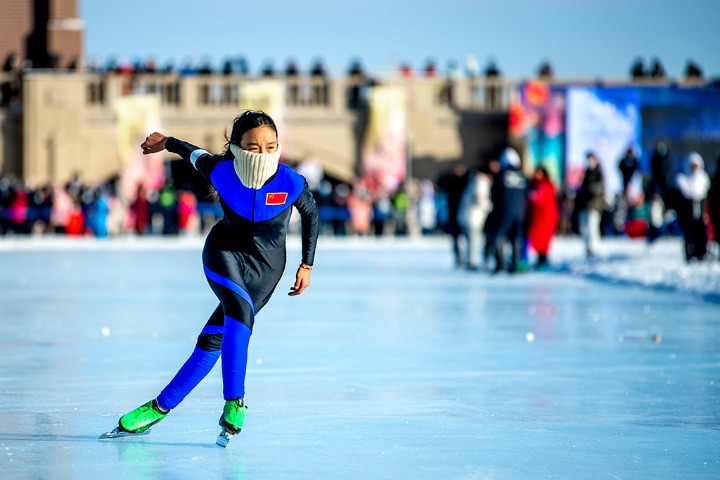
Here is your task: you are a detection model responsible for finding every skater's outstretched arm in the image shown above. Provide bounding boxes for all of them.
[142,133,205,163]
[141,132,221,181]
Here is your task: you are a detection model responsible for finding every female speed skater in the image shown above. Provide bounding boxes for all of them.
[100,110,319,446]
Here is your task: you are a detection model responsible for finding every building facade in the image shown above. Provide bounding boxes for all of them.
[1,70,513,189]
[1,0,84,70]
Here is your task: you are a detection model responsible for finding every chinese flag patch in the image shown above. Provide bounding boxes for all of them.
[266,192,288,205]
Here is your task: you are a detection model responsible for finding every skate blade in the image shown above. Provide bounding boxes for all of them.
[216,430,234,447]
[99,427,151,439]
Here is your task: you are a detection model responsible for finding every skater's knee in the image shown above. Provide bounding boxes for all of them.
[215,292,255,331]
[197,333,223,351]
[225,313,254,332]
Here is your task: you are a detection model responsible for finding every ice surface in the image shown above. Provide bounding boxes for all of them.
[0,235,718,479]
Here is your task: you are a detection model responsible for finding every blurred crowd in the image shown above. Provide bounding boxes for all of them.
[3,47,709,83]
[434,145,720,272]
[0,174,216,238]
[1,145,719,269]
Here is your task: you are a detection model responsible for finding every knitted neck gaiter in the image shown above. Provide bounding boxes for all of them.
[229,144,282,189]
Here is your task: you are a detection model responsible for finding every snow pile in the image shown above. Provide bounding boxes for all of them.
[299,234,720,299]
[558,237,720,299]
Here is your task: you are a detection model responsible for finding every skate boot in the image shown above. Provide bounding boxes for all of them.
[99,399,168,439]
[216,398,247,447]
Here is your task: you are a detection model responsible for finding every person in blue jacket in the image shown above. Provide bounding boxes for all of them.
[484,147,528,273]
[101,110,319,446]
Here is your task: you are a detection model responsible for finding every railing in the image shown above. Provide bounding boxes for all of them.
[86,73,182,106]
[9,70,713,113]
[81,73,519,113]
[82,73,360,112]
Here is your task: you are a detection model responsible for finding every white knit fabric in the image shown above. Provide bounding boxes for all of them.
[229,144,282,189]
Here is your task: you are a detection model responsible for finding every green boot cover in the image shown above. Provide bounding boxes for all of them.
[119,399,168,433]
[220,398,247,433]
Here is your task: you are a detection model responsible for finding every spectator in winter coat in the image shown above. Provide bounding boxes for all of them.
[708,160,720,259]
[457,164,493,270]
[618,146,640,195]
[526,166,559,270]
[417,179,438,235]
[129,185,151,235]
[6,181,29,234]
[646,142,676,241]
[577,152,605,258]
[484,147,528,273]
[675,152,710,261]
[437,164,468,267]
[89,188,111,238]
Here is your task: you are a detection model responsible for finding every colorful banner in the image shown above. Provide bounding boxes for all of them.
[361,86,408,196]
[239,80,286,148]
[114,95,163,200]
[511,84,720,194]
[566,87,641,194]
[638,87,720,175]
[509,81,565,186]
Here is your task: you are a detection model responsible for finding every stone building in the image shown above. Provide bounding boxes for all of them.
[2,1,713,197]
[1,0,84,70]
[1,70,513,189]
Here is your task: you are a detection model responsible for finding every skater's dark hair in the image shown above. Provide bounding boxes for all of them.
[223,110,278,155]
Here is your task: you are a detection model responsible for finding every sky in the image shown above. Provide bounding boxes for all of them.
[81,0,720,79]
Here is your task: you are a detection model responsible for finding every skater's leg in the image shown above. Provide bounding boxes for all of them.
[156,304,224,411]
[222,318,252,400]
[203,262,255,402]
[218,321,251,443]
[109,305,225,436]
[202,247,287,444]
[203,261,255,439]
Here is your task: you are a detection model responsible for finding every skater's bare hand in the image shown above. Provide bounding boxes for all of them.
[141,132,168,155]
[289,265,311,296]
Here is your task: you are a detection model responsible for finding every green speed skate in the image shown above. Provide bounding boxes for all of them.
[99,399,169,439]
[216,398,247,447]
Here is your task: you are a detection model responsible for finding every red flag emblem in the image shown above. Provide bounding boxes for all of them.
[266,192,288,205]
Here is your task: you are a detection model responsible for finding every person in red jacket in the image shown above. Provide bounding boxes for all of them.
[526,166,559,270]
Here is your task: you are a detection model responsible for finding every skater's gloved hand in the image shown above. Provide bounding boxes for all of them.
[141,132,168,155]
[289,264,311,296]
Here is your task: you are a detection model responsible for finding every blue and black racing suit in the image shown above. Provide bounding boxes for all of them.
[155,138,319,409]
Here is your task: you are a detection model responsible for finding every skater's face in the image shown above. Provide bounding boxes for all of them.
[239,126,279,154]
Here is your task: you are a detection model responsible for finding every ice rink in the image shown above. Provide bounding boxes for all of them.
[0,236,718,479]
